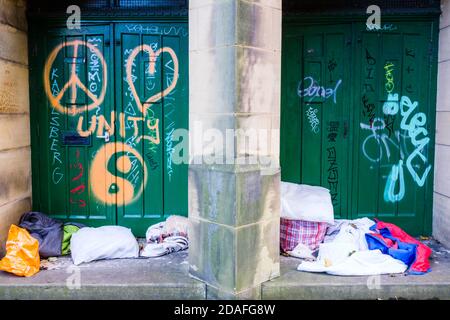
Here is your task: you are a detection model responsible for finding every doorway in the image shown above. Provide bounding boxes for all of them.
[29,22,188,236]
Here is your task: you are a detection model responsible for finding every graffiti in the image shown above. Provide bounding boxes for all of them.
[327,57,337,82]
[363,48,376,95]
[361,93,432,202]
[43,38,181,206]
[297,76,342,104]
[327,147,339,206]
[366,23,398,31]
[90,142,147,205]
[69,149,86,208]
[327,121,339,143]
[305,106,320,134]
[165,125,175,180]
[145,152,159,171]
[398,95,432,187]
[362,94,376,125]
[49,67,64,185]
[43,40,108,116]
[124,24,188,37]
[383,160,405,203]
[384,62,395,94]
[126,44,179,116]
[360,118,411,163]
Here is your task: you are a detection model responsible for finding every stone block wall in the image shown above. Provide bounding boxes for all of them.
[0,0,30,256]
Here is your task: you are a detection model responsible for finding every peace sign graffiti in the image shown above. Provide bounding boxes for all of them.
[43,40,108,116]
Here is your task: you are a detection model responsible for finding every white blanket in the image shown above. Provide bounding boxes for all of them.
[296,218,407,276]
[297,249,407,276]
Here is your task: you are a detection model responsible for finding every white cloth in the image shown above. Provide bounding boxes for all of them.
[70,226,139,265]
[145,215,189,242]
[297,249,407,276]
[287,243,315,260]
[324,217,375,251]
[141,215,189,258]
[141,236,188,258]
[281,182,334,224]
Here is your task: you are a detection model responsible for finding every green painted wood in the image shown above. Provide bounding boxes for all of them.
[282,20,438,235]
[29,21,188,236]
[281,24,352,220]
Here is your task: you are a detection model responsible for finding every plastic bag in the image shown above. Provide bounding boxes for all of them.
[0,225,40,277]
[281,182,334,224]
[70,226,139,265]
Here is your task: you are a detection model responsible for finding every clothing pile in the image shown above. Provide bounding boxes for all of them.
[141,215,189,258]
[280,182,432,276]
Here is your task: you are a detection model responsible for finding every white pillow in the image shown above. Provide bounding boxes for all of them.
[280,182,334,224]
[70,226,139,265]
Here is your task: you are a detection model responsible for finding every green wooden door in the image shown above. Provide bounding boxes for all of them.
[281,24,352,219]
[281,20,437,235]
[114,23,188,235]
[30,22,188,236]
[351,21,436,235]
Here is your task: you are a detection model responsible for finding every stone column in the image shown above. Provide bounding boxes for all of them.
[433,0,450,247]
[188,0,281,299]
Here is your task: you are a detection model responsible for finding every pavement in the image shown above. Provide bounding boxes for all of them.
[0,240,449,300]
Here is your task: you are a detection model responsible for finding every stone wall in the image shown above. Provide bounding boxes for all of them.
[0,0,30,256]
[433,0,450,247]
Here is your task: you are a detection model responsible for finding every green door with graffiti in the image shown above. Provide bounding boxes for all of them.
[29,22,188,236]
[281,20,438,235]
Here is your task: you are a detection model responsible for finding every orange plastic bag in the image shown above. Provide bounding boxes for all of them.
[0,225,40,277]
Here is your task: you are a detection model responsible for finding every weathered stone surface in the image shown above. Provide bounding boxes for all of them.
[438,25,450,63]
[206,284,262,300]
[188,0,281,297]
[192,0,235,51]
[0,253,206,299]
[0,114,30,151]
[0,197,31,256]
[433,0,450,260]
[1,247,450,300]
[189,47,236,114]
[0,147,31,206]
[436,60,450,112]
[236,1,280,51]
[189,166,280,226]
[189,112,279,163]
[189,217,279,293]
[433,192,450,248]
[436,111,450,146]
[434,144,450,197]
[441,0,450,29]
[237,47,280,114]
[0,23,27,65]
[0,59,29,114]
[0,0,27,32]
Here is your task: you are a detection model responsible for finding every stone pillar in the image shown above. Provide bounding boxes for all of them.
[188,0,281,299]
[433,0,450,247]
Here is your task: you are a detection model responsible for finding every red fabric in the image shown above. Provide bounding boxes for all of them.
[370,233,398,248]
[280,218,328,252]
[375,220,432,274]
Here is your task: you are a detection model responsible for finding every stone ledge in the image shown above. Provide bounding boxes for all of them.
[1,243,449,300]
